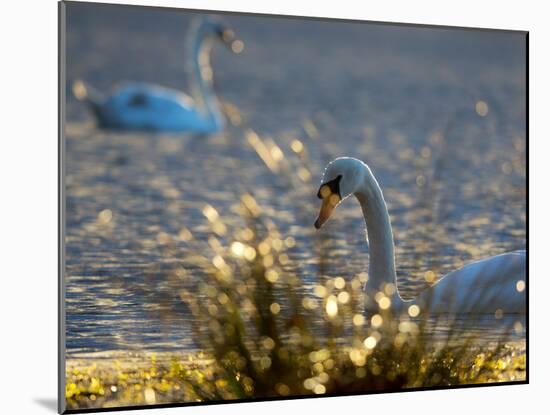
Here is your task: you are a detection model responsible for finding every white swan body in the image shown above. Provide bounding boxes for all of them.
[315,157,526,315]
[72,18,241,133]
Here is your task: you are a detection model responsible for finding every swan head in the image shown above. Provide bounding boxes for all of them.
[197,18,244,54]
[314,157,366,229]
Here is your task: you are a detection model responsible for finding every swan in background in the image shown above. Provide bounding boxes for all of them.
[314,157,526,315]
[72,18,243,133]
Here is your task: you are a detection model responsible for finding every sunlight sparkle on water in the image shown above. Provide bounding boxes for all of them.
[246,129,280,173]
[291,139,304,153]
[243,246,257,261]
[314,285,327,298]
[298,168,311,182]
[337,292,350,304]
[303,119,319,139]
[241,193,260,216]
[231,241,246,257]
[371,314,383,328]
[475,100,489,117]
[258,241,270,256]
[231,40,244,53]
[270,144,284,162]
[364,336,377,349]
[97,209,113,224]
[178,228,193,241]
[424,270,436,283]
[325,295,338,318]
[202,204,219,222]
[353,314,365,326]
[334,277,346,289]
[408,305,420,317]
[265,269,279,283]
[378,297,391,310]
[270,302,281,314]
[516,280,525,292]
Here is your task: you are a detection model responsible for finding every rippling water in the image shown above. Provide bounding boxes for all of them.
[64,4,526,356]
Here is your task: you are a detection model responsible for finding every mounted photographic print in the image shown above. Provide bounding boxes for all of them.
[59,1,528,413]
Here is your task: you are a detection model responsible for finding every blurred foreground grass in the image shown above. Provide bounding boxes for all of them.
[66,190,526,410]
[66,346,524,409]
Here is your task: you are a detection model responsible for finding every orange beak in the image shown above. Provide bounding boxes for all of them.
[314,188,341,229]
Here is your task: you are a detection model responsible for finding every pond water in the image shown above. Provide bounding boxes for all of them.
[64,4,526,356]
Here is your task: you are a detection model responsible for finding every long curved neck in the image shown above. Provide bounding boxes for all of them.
[354,168,398,295]
[185,26,224,130]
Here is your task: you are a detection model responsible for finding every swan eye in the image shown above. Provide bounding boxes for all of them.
[316,175,343,199]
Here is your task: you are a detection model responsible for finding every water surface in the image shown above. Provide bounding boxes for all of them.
[64,4,526,357]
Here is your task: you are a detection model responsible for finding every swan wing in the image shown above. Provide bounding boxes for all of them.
[101,83,208,131]
[417,250,526,315]
[111,83,195,108]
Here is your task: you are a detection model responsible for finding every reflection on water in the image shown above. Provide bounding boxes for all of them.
[64,6,526,357]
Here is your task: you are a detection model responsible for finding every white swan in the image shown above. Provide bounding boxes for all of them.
[314,157,526,315]
[72,18,243,133]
